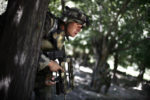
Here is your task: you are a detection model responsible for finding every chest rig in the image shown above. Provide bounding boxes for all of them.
[40,13,74,96]
[41,12,66,52]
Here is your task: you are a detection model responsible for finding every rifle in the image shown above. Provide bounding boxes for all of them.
[44,49,74,95]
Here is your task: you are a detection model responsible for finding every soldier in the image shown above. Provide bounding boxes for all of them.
[34,6,89,100]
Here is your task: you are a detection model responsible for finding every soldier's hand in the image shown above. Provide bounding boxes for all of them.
[45,76,56,86]
[48,60,64,72]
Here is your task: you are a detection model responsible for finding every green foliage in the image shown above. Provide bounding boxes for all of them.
[131,39,150,69]
[49,0,150,70]
[48,0,62,16]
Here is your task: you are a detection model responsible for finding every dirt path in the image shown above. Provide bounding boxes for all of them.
[51,66,149,100]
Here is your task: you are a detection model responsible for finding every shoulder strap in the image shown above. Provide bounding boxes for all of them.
[43,12,58,38]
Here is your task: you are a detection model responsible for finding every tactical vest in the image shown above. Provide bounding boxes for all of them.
[41,12,66,52]
[35,12,74,96]
[35,12,66,88]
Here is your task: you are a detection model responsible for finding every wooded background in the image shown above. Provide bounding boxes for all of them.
[0,0,150,100]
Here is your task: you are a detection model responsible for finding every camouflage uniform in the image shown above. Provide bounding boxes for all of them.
[34,12,65,100]
[34,6,89,100]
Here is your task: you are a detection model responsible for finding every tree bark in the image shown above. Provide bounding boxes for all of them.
[91,36,109,90]
[90,54,100,88]
[61,0,66,14]
[0,0,49,100]
[137,64,145,82]
[112,52,118,83]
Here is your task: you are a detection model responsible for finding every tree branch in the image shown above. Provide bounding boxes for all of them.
[106,0,131,38]
[61,0,65,14]
[114,37,150,53]
[118,6,150,42]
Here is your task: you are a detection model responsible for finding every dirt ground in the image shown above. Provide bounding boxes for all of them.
[51,66,150,100]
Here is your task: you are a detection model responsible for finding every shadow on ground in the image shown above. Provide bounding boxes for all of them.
[51,66,150,100]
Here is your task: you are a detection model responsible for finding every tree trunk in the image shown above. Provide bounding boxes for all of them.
[91,36,109,90]
[0,0,49,100]
[61,0,66,14]
[113,52,118,83]
[90,54,100,88]
[137,64,145,82]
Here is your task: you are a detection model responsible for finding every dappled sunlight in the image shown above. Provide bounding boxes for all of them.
[79,66,93,74]
[0,1,7,15]
[108,84,146,99]
[0,76,12,93]
[144,69,150,80]
[115,73,124,79]
[0,0,150,100]
[74,76,90,86]
[108,59,150,81]
[132,83,142,91]
[74,66,92,86]
[113,87,117,91]
[71,63,148,100]
[126,67,139,77]
[66,1,75,8]
[13,5,24,25]
[35,0,40,11]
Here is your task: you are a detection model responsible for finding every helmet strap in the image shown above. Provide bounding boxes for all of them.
[64,23,70,41]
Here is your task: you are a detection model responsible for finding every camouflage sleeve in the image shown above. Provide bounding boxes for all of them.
[35,54,51,89]
[34,67,50,89]
[41,39,54,51]
[38,54,50,71]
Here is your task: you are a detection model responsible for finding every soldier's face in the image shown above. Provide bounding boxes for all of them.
[67,22,82,37]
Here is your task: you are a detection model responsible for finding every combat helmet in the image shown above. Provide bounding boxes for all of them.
[61,6,89,28]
